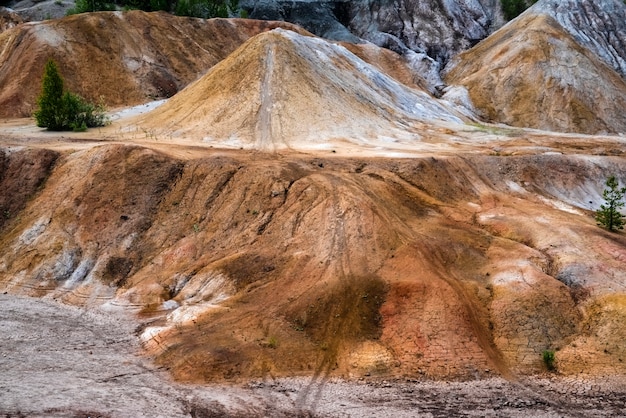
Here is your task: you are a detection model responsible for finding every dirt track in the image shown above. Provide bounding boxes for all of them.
[1,293,625,417]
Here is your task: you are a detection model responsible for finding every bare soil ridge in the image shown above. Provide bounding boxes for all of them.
[0,3,625,395]
[1,144,626,382]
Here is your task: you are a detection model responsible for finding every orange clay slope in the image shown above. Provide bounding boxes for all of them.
[1,144,626,381]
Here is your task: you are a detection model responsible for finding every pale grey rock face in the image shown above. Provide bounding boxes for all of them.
[335,0,502,65]
[529,0,626,78]
[8,0,75,21]
[241,1,503,61]
[240,0,503,94]
[241,0,361,42]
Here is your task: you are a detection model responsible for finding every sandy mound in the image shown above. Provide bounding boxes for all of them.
[0,11,307,117]
[444,13,626,135]
[134,28,467,150]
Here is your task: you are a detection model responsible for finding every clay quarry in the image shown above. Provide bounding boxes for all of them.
[1,0,626,416]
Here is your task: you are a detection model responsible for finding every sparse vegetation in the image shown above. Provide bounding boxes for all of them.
[595,175,626,232]
[66,0,244,17]
[468,122,521,138]
[267,336,278,349]
[34,59,108,132]
[501,0,537,21]
[67,0,116,14]
[542,350,556,371]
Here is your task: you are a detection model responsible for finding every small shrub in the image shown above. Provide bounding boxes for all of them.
[267,336,278,349]
[542,350,556,371]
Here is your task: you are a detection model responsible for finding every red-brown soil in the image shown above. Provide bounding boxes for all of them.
[1,140,625,383]
[3,296,626,417]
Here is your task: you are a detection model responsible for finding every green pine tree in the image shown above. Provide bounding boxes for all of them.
[34,59,66,131]
[33,59,108,131]
[596,175,626,232]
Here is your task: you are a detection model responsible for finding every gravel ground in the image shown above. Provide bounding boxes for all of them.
[1,294,625,417]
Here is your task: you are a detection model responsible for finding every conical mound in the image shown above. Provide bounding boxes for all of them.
[444,13,626,135]
[135,28,465,150]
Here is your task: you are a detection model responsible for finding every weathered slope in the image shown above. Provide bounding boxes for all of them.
[528,0,626,78]
[342,0,503,64]
[135,28,465,149]
[444,14,626,134]
[0,11,306,117]
[2,145,626,381]
[0,148,59,231]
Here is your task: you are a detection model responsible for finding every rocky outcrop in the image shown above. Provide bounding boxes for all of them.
[342,0,503,64]
[241,0,360,42]
[241,0,505,93]
[7,0,74,21]
[528,0,626,78]
[243,0,504,62]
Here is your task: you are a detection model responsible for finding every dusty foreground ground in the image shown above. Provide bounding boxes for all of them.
[1,294,625,417]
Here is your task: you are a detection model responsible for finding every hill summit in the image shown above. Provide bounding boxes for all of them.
[444,11,626,134]
[135,28,467,150]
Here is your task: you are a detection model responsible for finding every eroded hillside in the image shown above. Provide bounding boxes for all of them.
[444,13,626,134]
[1,1,626,397]
[1,144,625,382]
[0,11,307,117]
